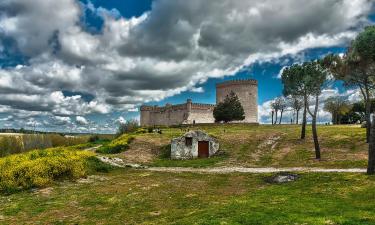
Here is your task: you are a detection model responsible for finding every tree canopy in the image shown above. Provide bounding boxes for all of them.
[323,96,352,124]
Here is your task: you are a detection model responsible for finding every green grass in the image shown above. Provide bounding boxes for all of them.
[0,124,373,224]
[1,169,374,224]
[128,124,368,169]
[151,155,227,168]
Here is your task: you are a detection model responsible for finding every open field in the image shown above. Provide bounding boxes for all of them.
[113,124,367,169]
[1,169,374,225]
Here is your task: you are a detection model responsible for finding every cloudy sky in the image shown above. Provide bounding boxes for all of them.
[0,0,374,133]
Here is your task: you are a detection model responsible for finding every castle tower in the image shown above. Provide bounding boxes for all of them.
[216,79,258,123]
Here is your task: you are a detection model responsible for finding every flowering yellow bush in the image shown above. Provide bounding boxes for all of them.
[0,147,95,193]
[96,134,134,154]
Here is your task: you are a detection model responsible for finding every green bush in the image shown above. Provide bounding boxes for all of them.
[0,148,95,193]
[159,144,171,159]
[135,128,148,134]
[88,135,100,143]
[86,156,114,173]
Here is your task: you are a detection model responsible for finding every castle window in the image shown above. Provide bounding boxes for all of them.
[185,137,193,146]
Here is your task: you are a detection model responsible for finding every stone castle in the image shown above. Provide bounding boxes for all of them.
[140,79,258,126]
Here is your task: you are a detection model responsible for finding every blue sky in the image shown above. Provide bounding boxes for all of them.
[0,0,374,133]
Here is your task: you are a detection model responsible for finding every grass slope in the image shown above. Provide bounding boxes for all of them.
[114,124,367,168]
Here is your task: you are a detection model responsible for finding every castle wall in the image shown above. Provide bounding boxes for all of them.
[188,104,215,124]
[140,103,189,126]
[216,80,258,123]
[140,101,215,126]
[140,79,258,126]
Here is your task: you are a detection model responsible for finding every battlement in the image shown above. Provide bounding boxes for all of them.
[140,101,216,112]
[140,103,187,112]
[216,79,257,88]
[191,103,215,110]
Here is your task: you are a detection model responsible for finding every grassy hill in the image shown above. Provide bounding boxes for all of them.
[115,124,368,169]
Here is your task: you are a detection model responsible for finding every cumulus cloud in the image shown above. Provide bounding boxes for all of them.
[0,0,373,130]
[76,116,88,125]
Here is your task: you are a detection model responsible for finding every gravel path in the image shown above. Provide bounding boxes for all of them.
[146,167,366,173]
[96,156,366,173]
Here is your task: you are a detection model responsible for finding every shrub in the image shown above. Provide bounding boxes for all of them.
[88,135,100,143]
[0,136,23,157]
[85,156,114,173]
[158,144,171,159]
[96,134,135,154]
[147,127,153,133]
[135,128,148,134]
[0,148,95,193]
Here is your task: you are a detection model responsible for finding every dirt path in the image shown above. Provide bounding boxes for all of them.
[96,156,366,173]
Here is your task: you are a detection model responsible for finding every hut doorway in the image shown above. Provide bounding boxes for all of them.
[198,141,209,158]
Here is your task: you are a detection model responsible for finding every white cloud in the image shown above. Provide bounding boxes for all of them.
[76,116,88,125]
[0,0,373,130]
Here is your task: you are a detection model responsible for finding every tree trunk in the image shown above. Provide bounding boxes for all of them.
[307,95,321,160]
[301,97,307,139]
[332,113,336,125]
[296,109,299,125]
[279,110,284,124]
[275,110,278,125]
[368,115,375,175]
[312,115,321,159]
[365,98,371,143]
[367,116,375,175]
[271,111,274,125]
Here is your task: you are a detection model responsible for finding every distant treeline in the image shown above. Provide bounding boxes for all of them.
[0,134,90,157]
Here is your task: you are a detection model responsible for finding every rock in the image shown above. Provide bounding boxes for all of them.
[96,156,125,167]
[125,163,148,169]
[264,172,299,184]
[77,175,109,184]
[149,211,161,216]
[96,156,148,169]
[33,187,53,196]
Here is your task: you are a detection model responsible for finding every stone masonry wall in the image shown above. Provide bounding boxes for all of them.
[140,100,215,126]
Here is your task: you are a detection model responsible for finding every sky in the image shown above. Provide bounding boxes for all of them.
[0,0,374,133]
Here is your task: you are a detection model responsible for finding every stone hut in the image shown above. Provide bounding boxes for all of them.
[171,130,219,159]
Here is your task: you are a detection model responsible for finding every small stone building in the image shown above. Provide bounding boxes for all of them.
[171,130,219,159]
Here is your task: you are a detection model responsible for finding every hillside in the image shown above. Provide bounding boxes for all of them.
[115,124,367,169]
